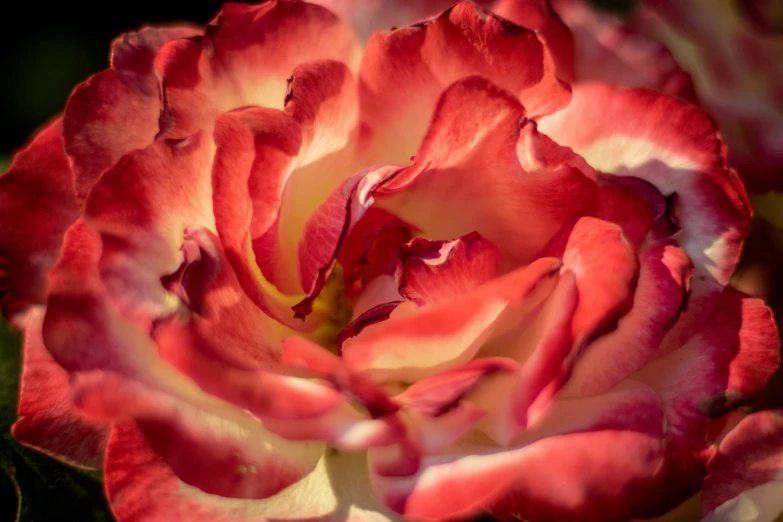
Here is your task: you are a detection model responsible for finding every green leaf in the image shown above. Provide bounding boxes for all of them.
[0,316,114,521]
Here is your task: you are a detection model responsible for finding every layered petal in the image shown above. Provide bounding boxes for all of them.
[341,256,562,383]
[375,76,597,265]
[64,25,200,203]
[84,132,216,327]
[703,410,783,522]
[0,118,79,321]
[538,83,751,351]
[359,1,571,163]
[106,423,402,522]
[43,221,323,500]
[155,0,359,139]
[372,381,666,521]
[11,307,109,469]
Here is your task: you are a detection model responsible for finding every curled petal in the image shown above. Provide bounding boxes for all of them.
[64,25,200,203]
[375,76,597,265]
[155,0,359,139]
[359,1,571,163]
[0,118,79,320]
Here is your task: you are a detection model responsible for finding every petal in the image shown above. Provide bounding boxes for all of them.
[106,422,403,522]
[64,25,200,203]
[549,0,695,99]
[398,232,500,307]
[84,132,216,327]
[155,1,359,139]
[631,288,780,490]
[538,83,752,352]
[341,256,562,383]
[564,240,693,396]
[372,381,666,521]
[11,307,109,469]
[359,1,571,164]
[43,221,323,500]
[375,76,597,265]
[702,410,783,522]
[0,118,79,320]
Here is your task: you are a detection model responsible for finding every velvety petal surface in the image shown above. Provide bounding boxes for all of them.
[0,118,79,321]
[11,307,109,469]
[64,25,200,203]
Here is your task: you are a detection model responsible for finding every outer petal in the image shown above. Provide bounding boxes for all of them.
[538,83,751,351]
[549,0,694,98]
[372,381,666,521]
[702,410,783,522]
[375,76,597,265]
[0,118,79,321]
[359,1,571,163]
[84,132,216,328]
[155,1,359,139]
[64,25,200,203]
[106,422,403,522]
[11,307,109,469]
[341,256,562,383]
[43,221,323,500]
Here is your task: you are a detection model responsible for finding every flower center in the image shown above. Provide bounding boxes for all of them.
[312,264,353,350]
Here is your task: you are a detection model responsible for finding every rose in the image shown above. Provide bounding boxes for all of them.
[1,1,779,521]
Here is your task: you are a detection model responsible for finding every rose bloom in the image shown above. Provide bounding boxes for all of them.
[1,1,781,521]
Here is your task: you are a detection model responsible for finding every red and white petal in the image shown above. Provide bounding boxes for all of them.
[106,423,403,522]
[43,221,323,499]
[359,1,571,164]
[538,84,751,348]
[0,118,79,321]
[375,76,597,265]
[630,288,780,491]
[549,0,695,99]
[341,256,562,383]
[155,1,359,139]
[702,410,783,522]
[371,381,666,521]
[84,133,216,327]
[11,307,109,469]
[64,25,200,203]
[564,240,693,396]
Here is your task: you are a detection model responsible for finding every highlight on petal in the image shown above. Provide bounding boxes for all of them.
[84,132,216,327]
[64,25,200,203]
[341,256,562,384]
[155,0,359,139]
[702,410,783,522]
[11,307,109,469]
[106,422,403,522]
[538,83,751,352]
[359,1,571,163]
[0,118,79,321]
[375,76,597,266]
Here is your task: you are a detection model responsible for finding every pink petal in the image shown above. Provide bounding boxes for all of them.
[0,118,79,321]
[538,83,752,353]
[84,132,216,328]
[564,240,693,396]
[398,232,500,307]
[64,25,200,203]
[155,1,358,139]
[371,381,666,521]
[703,410,783,522]
[359,1,571,164]
[105,423,401,522]
[11,307,109,469]
[341,256,562,383]
[375,76,598,265]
